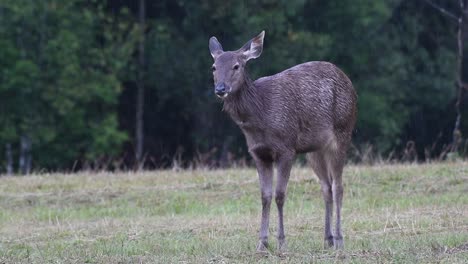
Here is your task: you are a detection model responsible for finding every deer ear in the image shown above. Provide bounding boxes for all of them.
[209,36,223,59]
[240,31,265,61]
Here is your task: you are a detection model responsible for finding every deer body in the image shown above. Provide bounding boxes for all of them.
[209,31,357,253]
[225,61,355,156]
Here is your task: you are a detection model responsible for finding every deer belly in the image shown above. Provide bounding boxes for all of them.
[296,130,337,153]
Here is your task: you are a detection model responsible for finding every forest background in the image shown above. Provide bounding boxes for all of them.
[1,0,467,172]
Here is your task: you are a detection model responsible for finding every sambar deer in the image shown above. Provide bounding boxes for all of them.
[209,31,357,252]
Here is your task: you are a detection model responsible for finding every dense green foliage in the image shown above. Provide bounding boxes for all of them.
[0,0,137,169]
[0,0,467,171]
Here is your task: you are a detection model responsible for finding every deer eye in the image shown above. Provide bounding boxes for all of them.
[233,64,239,70]
[212,66,216,72]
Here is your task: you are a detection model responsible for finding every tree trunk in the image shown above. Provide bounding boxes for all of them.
[452,0,467,152]
[5,143,13,175]
[19,135,32,175]
[135,0,145,169]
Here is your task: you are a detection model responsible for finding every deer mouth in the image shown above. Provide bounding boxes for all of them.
[215,87,231,98]
[216,92,229,99]
[214,83,232,98]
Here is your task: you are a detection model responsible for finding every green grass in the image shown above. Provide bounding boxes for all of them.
[0,163,467,263]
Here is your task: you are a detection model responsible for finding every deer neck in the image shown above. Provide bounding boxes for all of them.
[223,73,266,126]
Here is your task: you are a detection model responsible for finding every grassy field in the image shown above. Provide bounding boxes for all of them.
[0,163,467,263]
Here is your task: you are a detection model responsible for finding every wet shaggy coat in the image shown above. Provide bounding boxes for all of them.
[223,61,356,162]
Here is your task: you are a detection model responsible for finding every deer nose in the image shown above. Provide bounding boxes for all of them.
[215,83,226,96]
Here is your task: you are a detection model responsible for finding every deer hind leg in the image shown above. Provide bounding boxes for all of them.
[308,152,334,248]
[328,150,346,250]
[332,170,344,249]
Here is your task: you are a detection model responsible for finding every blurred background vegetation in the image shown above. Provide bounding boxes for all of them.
[0,0,467,172]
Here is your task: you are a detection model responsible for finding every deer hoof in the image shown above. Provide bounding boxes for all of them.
[333,237,344,250]
[256,240,269,253]
[277,238,287,253]
[324,236,334,249]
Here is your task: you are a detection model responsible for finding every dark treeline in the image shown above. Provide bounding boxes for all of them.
[0,0,467,172]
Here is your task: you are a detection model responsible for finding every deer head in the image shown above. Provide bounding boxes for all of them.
[209,31,265,98]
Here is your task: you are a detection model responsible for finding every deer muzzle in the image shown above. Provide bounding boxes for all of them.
[215,83,229,98]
